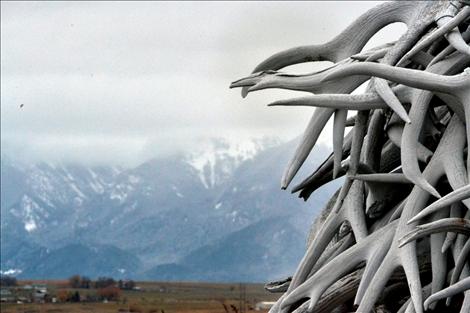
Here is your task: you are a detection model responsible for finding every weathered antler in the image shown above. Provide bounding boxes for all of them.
[231,1,470,312]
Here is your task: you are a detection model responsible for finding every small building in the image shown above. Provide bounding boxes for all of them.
[33,290,47,303]
[32,284,47,293]
[17,296,30,303]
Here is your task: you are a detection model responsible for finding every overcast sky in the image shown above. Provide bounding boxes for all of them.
[1,1,404,166]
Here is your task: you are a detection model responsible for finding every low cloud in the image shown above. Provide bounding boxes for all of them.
[1,1,404,165]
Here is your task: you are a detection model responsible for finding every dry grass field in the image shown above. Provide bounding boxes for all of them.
[1,280,280,313]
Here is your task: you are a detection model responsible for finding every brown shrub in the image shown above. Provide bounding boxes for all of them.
[97,286,121,301]
[56,289,70,303]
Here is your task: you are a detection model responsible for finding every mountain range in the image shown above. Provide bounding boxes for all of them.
[1,137,339,282]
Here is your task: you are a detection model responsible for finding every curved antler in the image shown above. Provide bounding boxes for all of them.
[231,1,470,312]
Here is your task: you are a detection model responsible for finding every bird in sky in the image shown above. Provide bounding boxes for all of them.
[20,104,24,109]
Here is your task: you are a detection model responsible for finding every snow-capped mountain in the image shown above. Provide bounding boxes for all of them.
[1,137,338,281]
[185,137,280,188]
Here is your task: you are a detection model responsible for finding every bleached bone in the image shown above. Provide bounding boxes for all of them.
[230,1,470,312]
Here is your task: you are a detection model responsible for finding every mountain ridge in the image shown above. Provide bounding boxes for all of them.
[1,137,338,281]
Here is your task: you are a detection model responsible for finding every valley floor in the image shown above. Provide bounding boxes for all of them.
[0,281,279,313]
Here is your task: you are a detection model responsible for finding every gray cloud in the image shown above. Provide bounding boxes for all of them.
[1,1,404,165]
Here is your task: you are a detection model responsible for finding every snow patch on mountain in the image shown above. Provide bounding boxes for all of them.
[110,188,127,204]
[89,181,105,194]
[185,137,280,188]
[18,195,42,232]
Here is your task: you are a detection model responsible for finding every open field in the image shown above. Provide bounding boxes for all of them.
[1,280,280,313]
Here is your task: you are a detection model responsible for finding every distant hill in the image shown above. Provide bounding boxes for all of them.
[1,137,339,281]
[19,243,141,279]
[144,217,306,282]
[181,216,305,281]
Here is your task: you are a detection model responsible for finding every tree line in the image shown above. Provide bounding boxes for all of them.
[68,275,136,290]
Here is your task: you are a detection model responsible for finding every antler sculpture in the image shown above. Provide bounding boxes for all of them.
[231,1,470,312]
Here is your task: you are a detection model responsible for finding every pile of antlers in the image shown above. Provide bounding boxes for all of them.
[231,1,470,312]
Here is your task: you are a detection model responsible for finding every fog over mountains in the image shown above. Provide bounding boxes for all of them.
[1,137,339,282]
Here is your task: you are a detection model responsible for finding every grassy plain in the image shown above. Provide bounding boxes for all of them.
[1,280,280,313]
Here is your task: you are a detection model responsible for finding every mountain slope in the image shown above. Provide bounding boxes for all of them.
[145,217,306,282]
[1,137,338,281]
[20,243,142,279]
